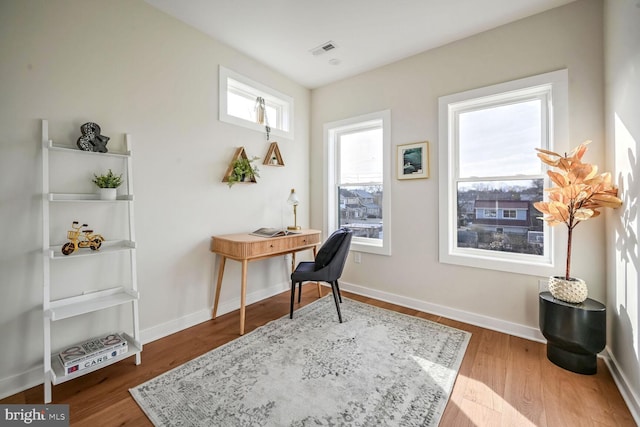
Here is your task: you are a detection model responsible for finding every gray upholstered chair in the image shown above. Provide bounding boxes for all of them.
[290,228,353,322]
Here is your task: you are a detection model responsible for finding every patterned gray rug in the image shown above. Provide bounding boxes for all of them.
[130,296,471,426]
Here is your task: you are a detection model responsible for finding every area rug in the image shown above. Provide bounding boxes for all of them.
[130,296,471,426]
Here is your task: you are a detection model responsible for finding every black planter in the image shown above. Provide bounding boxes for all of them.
[538,291,606,374]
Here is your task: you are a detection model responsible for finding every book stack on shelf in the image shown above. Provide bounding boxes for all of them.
[58,333,128,375]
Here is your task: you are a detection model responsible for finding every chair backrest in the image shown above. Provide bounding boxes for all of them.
[314,228,353,280]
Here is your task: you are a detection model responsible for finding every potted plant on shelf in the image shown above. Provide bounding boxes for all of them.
[534,141,622,303]
[227,156,260,187]
[92,169,123,200]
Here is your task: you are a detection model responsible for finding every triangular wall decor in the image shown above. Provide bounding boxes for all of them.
[222,147,257,184]
[263,142,284,166]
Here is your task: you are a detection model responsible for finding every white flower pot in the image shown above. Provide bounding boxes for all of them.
[548,276,588,303]
[97,188,117,200]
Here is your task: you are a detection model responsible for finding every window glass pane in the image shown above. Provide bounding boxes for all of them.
[338,128,382,184]
[265,104,278,128]
[456,179,544,255]
[338,184,383,240]
[227,91,256,122]
[458,99,542,178]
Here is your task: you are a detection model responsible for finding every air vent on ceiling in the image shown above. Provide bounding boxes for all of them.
[310,41,338,56]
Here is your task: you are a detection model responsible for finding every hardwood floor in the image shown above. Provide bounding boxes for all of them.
[2,285,635,426]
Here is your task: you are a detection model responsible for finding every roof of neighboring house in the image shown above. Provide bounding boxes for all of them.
[351,190,373,198]
[474,200,529,209]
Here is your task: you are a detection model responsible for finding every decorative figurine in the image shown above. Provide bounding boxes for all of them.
[77,122,110,153]
[61,221,105,255]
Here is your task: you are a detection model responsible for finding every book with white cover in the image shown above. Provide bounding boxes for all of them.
[58,333,127,367]
[62,345,128,375]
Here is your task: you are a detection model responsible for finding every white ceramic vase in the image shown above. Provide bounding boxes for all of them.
[97,188,117,200]
[548,276,588,304]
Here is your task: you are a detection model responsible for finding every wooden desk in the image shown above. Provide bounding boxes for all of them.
[210,229,321,335]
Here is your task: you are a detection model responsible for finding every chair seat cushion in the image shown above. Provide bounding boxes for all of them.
[291,261,318,282]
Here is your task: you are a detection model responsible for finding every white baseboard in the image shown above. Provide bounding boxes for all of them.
[0,367,44,401]
[338,281,546,342]
[602,348,640,425]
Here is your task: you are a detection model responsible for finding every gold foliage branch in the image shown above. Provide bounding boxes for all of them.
[533,141,622,280]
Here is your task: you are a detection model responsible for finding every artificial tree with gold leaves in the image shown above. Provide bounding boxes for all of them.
[534,141,622,302]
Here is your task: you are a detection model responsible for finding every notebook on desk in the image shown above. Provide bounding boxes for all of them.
[250,228,299,238]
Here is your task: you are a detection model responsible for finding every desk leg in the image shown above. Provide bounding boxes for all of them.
[212,256,226,319]
[314,246,322,298]
[240,259,248,335]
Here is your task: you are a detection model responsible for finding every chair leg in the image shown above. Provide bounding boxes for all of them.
[330,281,343,323]
[290,280,297,319]
[335,280,343,303]
[298,282,302,303]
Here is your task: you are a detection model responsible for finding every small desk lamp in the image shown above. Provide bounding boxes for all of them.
[287,188,301,230]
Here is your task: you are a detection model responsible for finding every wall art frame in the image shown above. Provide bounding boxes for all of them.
[397,141,429,180]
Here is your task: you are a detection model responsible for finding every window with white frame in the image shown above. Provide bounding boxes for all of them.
[219,66,294,140]
[503,209,517,219]
[324,110,391,255]
[438,69,568,276]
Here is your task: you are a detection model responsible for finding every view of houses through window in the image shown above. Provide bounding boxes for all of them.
[457,180,544,255]
[325,110,391,255]
[336,125,383,241]
[338,185,383,239]
[450,88,549,258]
[439,69,568,274]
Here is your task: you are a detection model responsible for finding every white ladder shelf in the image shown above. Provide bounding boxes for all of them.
[41,120,142,403]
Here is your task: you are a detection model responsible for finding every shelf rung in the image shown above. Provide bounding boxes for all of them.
[48,193,134,202]
[47,240,136,259]
[46,141,131,158]
[46,287,139,321]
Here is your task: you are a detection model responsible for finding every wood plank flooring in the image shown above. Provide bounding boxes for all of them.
[2,285,635,426]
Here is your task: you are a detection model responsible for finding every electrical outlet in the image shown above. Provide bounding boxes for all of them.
[354,252,361,264]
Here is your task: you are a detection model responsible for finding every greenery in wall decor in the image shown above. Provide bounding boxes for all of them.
[227,156,260,187]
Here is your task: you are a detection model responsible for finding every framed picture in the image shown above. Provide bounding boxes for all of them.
[397,141,429,180]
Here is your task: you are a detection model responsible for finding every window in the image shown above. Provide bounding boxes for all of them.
[438,70,568,276]
[219,66,294,139]
[324,110,391,255]
[484,209,497,218]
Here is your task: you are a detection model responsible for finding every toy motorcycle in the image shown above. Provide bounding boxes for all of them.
[61,221,104,255]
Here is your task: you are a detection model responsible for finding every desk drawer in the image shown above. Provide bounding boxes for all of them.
[289,233,321,248]
[248,233,320,258]
[211,230,321,259]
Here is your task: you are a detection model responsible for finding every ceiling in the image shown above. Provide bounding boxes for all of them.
[145,0,576,89]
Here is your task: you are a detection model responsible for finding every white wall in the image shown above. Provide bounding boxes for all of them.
[0,0,310,397]
[311,0,605,330]
[604,0,640,418]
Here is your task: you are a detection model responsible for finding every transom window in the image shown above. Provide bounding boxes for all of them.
[324,110,391,255]
[438,70,568,276]
[219,66,294,140]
